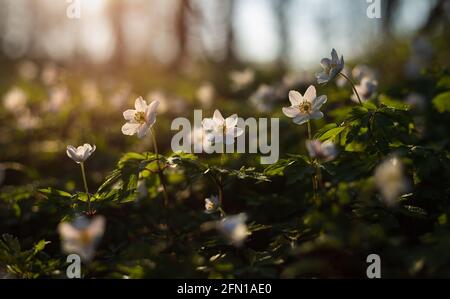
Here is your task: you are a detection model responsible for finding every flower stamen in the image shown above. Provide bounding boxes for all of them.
[134,111,147,124]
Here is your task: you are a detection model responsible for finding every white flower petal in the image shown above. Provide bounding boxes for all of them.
[288,90,303,106]
[316,72,330,84]
[225,114,238,128]
[123,109,136,121]
[320,58,331,69]
[137,123,150,139]
[202,118,216,131]
[213,110,224,125]
[293,113,310,125]
[309,110,324,120]
[303,85,317,103]
[331,48,339,63]
[66,146,80,162]
[312,95,327,110]
[282,106,300,118]
[121,122,140,136]
[147,112,156,127]
[147,100,159,114]
[134,96,147,112]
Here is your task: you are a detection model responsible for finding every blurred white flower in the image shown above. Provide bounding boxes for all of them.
[196,82,215,109]
[58,215,106,262]
[16,109,41,130]
[111,84,132,109]
[229,68,255,91]
[316,48,344,84]
[41,63,59,86]
[17,61,38,81]
[202,110,244,145]
[306,140,338,162]
[336,67,351,88]
[204,195,220,214]
[374,156,409,207]
[352,64,376,81]
[216,213,249,247]
[3,87,27,113]
[81,80,102,109]
[249,84,277,113]
[282,86,327,125]
[122,97,159,138]
[351,77,378,103]
[44,85,69,112]
[66,144,96,164]
[405,93,426,111]
[282,72,313,89]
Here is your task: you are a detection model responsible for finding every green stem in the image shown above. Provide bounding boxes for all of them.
[306,121,319,205]
[80,162,91,215]
[339,72,363,106]
[150,128,169,207]
[219,139,226,211]
[307,121,312,140]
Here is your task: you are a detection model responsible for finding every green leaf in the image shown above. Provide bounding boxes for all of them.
[318,127,346,141]
[432,91,450,113]
[38,188,71,198]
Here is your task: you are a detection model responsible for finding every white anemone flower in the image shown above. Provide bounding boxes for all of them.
[306,140,338,162]
[202,110,244,145]
[58,215,106,262]
[16,109,41,130]
[216,213,249,247]
[122,97,159,138]
[352,64,376,81]
[66,144,96,164]
[374,156,409,207]
[282,86,327,125]
[196,82,215,109]
[249,84,277,113]
[351,77,378,103]
[316,48,344,84]
[204,195,220,214]
[3,87,27,113]
[229,68,255,91]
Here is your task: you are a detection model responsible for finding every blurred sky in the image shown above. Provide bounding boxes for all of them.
[0,0,437,70]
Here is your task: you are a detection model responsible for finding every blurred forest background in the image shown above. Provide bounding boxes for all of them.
[0,0,448,70]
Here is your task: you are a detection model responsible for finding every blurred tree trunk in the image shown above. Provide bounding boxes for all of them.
[382,0,399,37]
[109,0,126,67]
[223,0,236,64]
[274,0,289,68]
[419,0,448,34]
[173,0,191,68]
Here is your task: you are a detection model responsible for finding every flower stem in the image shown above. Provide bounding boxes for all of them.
[80,162,91,215]
[339,72,363,106]
[306,121,319,205]
[307,121,312,140]
[150,127,169,207]
[219,140,226,211]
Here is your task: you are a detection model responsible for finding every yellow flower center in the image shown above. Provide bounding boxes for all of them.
[134,111,147,124]
[79,230,92,247]
[299,101,312,114]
